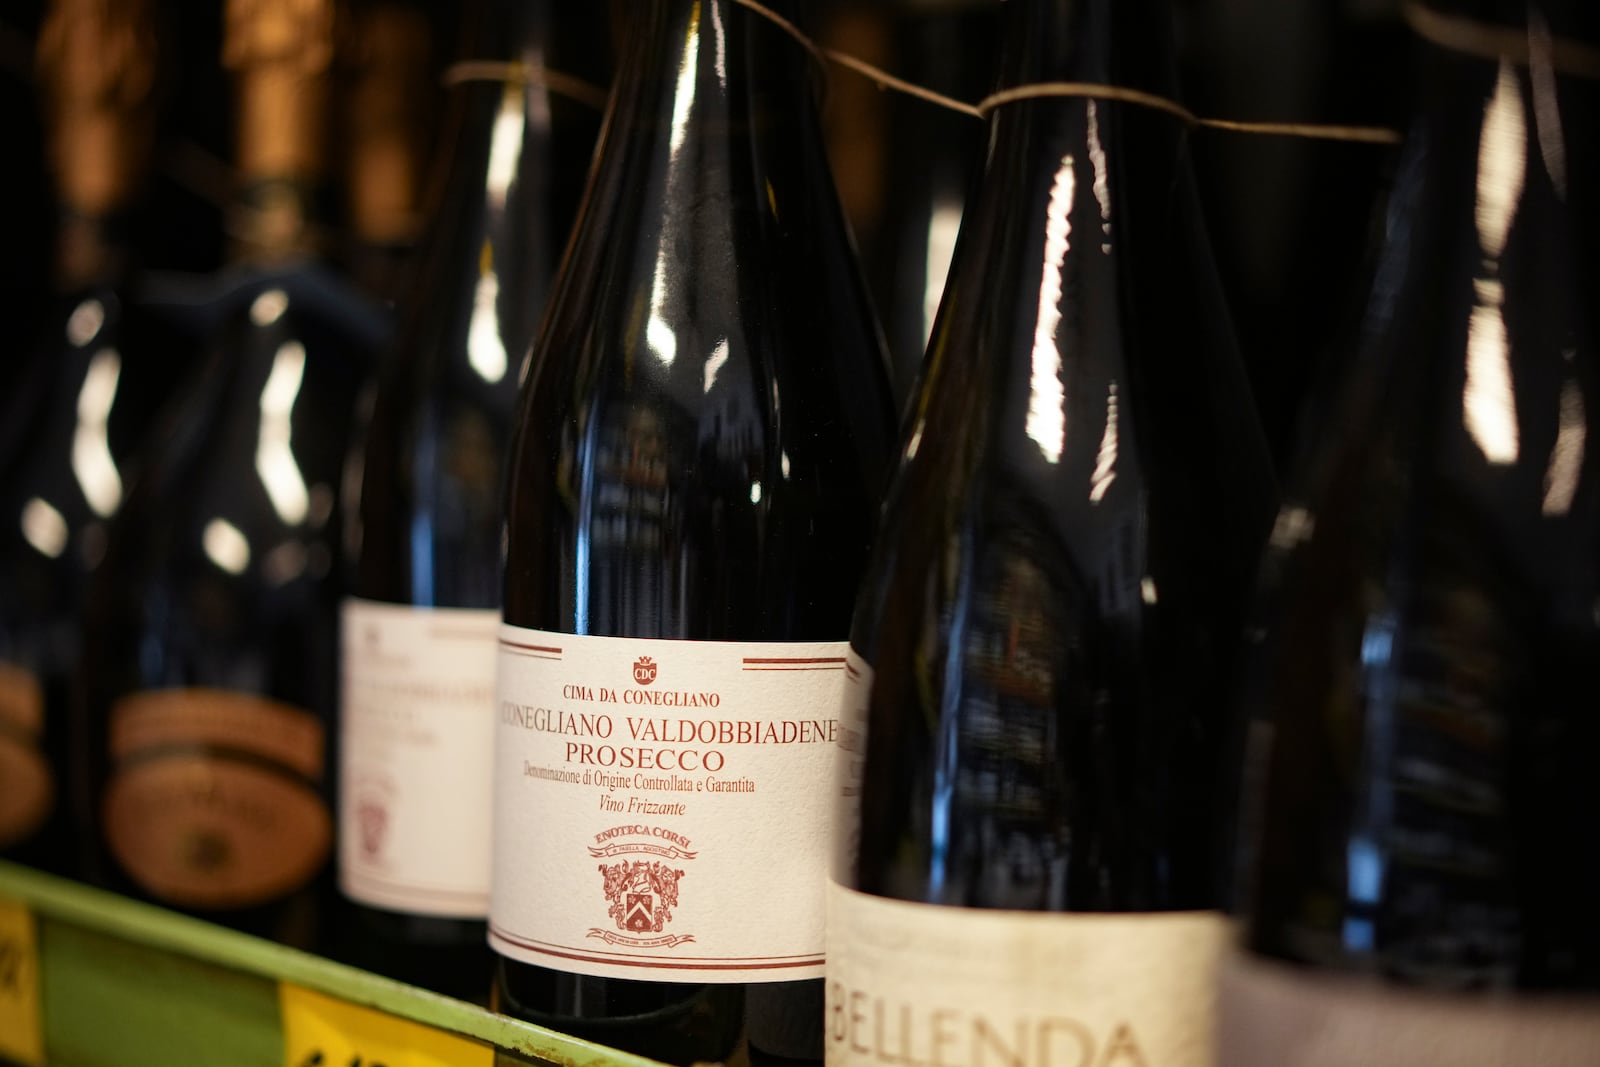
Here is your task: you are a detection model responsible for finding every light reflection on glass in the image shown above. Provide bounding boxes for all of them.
[1542,371,1586,516]
[1347,836,1384,904]
[1086,102,1113,253]
[66,299,104,347]
[709,0,726,84]
[72,349,123,517]
[467,242,509,384]
[1140,577,1158,606]
[905,424,924,462]
[1269,505,1316,550]
[921,200,963,350]
[250,288,288,327]
[1025,153,1074,465]
[20,498,69,559]
[645,2,704,368]
[749,481,762,505]
[203,517,251,575]
[256,340,311,525]
[703,339,730,393]
[1462,64,1526,467]
[485,83,527,207]
[262,540,308,586]
[1527,13,1568,199]
[1088,380,1119,503]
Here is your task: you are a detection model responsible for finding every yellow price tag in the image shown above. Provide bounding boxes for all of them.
[0,896,44,1067]
[279,983,493,1067]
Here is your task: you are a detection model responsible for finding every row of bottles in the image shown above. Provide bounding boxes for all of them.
[3,0,1598,1065]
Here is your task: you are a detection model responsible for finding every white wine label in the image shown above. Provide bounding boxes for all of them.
[340,600,500,918]
[1218,948,1600,1066]
[490,626,848,982]
[825,883,1226,1067]
[104,688,331,909]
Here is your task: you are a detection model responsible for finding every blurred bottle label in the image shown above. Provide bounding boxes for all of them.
[103,688,331,909]
[490,626,848,982]
[0,665,51,850]
[339,599,498,918]
[826,884,1225,1067]
[1219,949,1600,1066]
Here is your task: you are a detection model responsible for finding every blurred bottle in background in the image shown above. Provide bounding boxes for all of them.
[0,3,53,413]
[77,0,384,948]
[1178,0,1412,467]
[337,0,611,1001]
[337,0,432,304]
[0,0,173,874]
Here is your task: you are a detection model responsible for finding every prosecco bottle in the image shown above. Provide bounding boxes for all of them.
[337,0,609,1000]
[828,0,1276,1064]
[490,1,897,1062]
[0,0,164,872]
[1222,2,1600,1062]
[77,0,383,947]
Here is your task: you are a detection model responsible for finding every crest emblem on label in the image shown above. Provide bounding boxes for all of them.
[586,839,696,949]
[632,656,658,685]
[358,797,388,858]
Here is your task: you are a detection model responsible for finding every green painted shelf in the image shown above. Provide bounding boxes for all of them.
[0,861,669,1067]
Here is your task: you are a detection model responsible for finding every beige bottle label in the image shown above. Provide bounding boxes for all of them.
[339,600,498,917]
[832,650,872,885]
[825,883,1226,1067]
[1218,948,1600,1066]
[0,664,51,848]
[490,626,848,982]
[104,688,331,909]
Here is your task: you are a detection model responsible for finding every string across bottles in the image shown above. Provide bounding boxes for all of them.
[439,1,1600,142]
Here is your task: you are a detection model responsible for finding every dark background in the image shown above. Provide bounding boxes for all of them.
[0,0,1415,466]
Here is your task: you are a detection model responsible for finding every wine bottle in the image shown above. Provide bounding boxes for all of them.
[828,0,1277,1064]
[338,0,430,303]
[1221,2,1600,1062]
[490,1,898,1062]
[0,0,164,873]
[337,0,610,1001]
[77,0,383,947]
[868,0,998,404]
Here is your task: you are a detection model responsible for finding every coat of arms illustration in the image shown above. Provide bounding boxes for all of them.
[600,860,682,933]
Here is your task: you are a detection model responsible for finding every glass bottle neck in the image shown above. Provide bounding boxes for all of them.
[54,208,128,291]
[614,0,817,128]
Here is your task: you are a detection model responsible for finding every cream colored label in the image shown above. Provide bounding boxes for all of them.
[832,650,872,884]
[825,884,1225,1067]
[339,600,498,917]
[490,626,847,981]
[1218,949,1600,1066]
[104,688,331,909]
[0,663,51,849]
